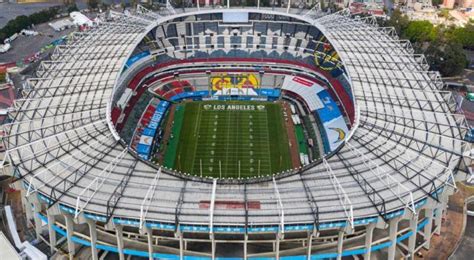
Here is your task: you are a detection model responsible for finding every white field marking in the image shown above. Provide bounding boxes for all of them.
[190,103,203,174]
[189,105,274,176]
[224,107,232,177]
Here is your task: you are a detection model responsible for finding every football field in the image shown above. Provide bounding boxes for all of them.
[172,101,292,178]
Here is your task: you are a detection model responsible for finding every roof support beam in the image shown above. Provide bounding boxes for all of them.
[244,183,249,233]
[272,177,285,235]
[354,128,443,203]
[345,142,417,215]
[322,159,354,231]
[209,179,217,235]
[26,133,112,197]
[139,168,162,231]
[74,148,127,218]
[2,119,107,168]
[361,130,457,191]
[336,152,388,223]
[299,175,320,229]
[106,159,138,220]
[174,181,186,230]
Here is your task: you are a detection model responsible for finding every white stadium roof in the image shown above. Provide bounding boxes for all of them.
[2,7,469,231]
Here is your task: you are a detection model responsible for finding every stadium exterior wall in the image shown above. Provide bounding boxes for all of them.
[19,182,453,259]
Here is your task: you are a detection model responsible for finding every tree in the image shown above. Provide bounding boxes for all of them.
[425,42,468,77]
[385,9,410,36]
[450,22,474,49]
[403,20,436,43]
[87,0,99,9]
[382,6,469,78]
[67,4,79,13]
[0,6,59,42]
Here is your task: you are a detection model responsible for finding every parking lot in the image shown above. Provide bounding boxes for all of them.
[0,20,75,64]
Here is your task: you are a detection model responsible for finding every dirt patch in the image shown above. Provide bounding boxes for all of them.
[280,101,300,168]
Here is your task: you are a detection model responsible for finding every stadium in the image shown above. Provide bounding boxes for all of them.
[1,3,471,260]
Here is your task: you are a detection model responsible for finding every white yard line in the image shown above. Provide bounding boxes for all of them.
[223,109,232,178]
[190,104,203,173]
[261,110,272,175]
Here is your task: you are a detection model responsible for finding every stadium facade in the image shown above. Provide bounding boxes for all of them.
[1,4,471,260]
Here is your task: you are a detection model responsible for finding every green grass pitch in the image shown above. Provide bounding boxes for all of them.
[172,101,292,178]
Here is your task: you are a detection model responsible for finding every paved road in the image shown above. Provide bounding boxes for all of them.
[450,214,474,260]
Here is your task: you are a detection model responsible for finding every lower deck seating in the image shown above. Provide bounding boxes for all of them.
[130,99,170,160]
[281,75,349,154]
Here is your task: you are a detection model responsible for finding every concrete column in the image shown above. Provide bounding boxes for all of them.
[434,205,443,235]
[115,224,125,260]
[32,201,43,240]
[407,216,418,260]
[387,218,400,260]
[275,233,281,260]
[211,234,216,260]
[46,210,57,254]
[306,233,313,259]
[364,223,376,260]
[22,193,33,225]
[423,208,434,249]
[336,230,344,260]
[244,234,248,260]
[87,219,98,260]
[64,214,76,259]
[146,227,154,260]
[178,231,184,260]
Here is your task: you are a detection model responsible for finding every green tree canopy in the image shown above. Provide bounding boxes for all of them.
[425,42,468,77]
[403,20,436,43]
[0,7,59,42]
[87,0,99,9]
[386,8,410,36]
[450,23,474,49]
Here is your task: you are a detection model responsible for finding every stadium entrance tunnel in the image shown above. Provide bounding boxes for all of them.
[110,11,355,181]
